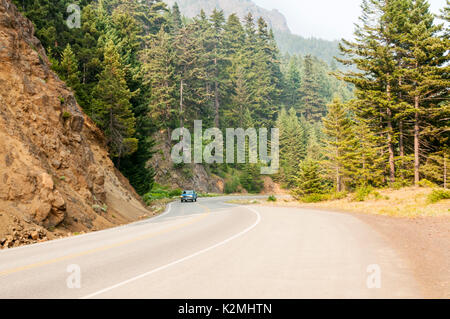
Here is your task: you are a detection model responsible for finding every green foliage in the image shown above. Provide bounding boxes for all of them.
[169,188,183,197]
[62,111,72,120]
[18,0,448,199]
[391,179,412,190]
[267,195,277,202]
[143,184,181,204]
[427,189,450,204]
[277,108,307,187]
[322,97,358,192]
[298,55,326,121]
[418,179,437,188]
[292,159,325,198]
[338,0,449,188]
[224,175,241,194]
[240,164,263,193]
[300,193,329,203]
[352,186,374,202]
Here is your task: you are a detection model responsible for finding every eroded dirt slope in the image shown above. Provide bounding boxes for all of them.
[0,0,150,249]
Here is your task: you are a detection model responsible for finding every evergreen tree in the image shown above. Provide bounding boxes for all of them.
[292,159,324,198]
[298,55,326,121]
[58,44,81,90]
[91,40,137,158]
[353,119,386,186]
[284,57,302,111]
[277,108,307,186]
[322,97,358,192]
[395,0,449,185]
[140,28,177,135]
[338,0,402,184]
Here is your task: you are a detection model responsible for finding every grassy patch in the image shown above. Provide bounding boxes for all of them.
[198,193,221,198]
[301,187,449,217]
[427,189,450,204]
[143,184,182,204]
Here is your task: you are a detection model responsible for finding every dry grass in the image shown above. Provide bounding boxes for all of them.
[230,187,450,218]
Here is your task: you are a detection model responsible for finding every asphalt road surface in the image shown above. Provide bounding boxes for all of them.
[0,196,422,298]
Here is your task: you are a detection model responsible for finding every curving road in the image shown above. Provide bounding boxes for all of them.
[0,196,422,298]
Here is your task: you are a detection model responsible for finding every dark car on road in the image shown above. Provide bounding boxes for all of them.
[181,190,198,202]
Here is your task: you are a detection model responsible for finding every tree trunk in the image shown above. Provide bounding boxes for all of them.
[414,96,420,186]
[399,120,404,157]
[214,80,220,127]
[336,141,341,192]
[387,110,395,184]
[399,120,404,179]
[444,154,447,189]
[180,78,184,129]
[336,167,341,192]
[83,63,86,84]
[386,82,395,183]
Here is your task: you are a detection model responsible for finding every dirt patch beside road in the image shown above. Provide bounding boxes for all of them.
[251,199,450,298]
[354,213,450,299]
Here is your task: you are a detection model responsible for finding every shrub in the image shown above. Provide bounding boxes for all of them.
[182,167,194,178]
[418,179,436,188]
[427,189,450,204]
[329,191,347,200]
[291,160,325,199]
[168,189,182,197]
[267,195,277,202]
[300,193,328,203]
[391,179,412,190]
[240,165,264,193]
[143,185,183,204]
[62,111,71,120]
[224,176,240,194]
[352,185,374,202]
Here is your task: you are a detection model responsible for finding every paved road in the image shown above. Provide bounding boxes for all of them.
[0,196,422,298]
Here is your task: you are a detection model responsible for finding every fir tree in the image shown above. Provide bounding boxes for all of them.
[59,44,81,90]
[396,0,449,185]
[91,40,137,158]
[140,28,177,135]
[298,55,326,121]
[292,159,324,198]
[322,97,358,192]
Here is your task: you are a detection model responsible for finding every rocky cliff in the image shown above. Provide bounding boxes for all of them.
[0,0,150,249]
[149,132,224,193]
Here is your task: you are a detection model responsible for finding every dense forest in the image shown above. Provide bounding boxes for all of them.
[11,0,449,201]
[275,31,342,66]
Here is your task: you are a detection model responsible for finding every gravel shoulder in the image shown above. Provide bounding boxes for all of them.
[353,213,450,298]
[272,203,450,298]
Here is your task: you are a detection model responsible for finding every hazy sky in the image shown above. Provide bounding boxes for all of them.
[253,0,448,40]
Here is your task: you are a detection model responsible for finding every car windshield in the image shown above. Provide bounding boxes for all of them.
[183,190,194,194]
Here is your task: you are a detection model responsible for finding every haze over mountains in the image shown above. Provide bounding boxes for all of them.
[164,0,341,64]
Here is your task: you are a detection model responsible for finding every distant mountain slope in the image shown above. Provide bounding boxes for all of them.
[274,32,341,65]
[164,0,341,64]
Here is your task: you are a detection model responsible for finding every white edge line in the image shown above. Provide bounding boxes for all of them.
[80,206,261,299]
[0,202,175,254]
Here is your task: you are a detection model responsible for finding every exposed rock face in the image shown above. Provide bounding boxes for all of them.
[150,132,224,193]
[0,0,150,249]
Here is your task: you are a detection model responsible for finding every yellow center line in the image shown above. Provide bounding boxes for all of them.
[0,203,211,277]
